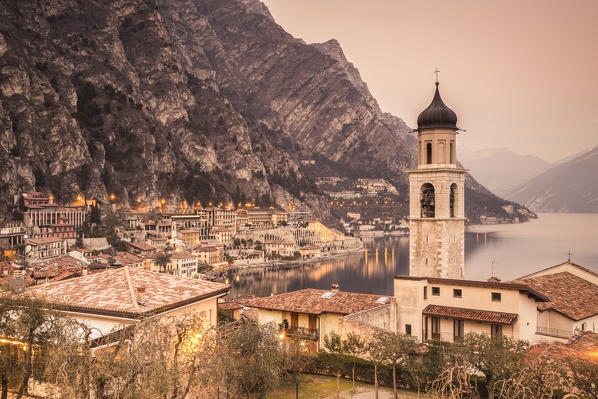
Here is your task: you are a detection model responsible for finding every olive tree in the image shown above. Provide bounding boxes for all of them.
[342,332,365,394]
[375,331,419,399]
[565,356,598,399]
[205,320,283,399]
[0,295,75,399]
[462,333,529,399]
[323,331,345,399]
[46,313,207,399]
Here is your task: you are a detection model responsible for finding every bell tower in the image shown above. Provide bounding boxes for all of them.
[407,79,467,279]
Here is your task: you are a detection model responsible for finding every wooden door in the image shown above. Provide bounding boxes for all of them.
[308,315,317,330]
[291,312,299,329]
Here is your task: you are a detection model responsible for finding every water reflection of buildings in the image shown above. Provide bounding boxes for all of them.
[229,237,409,298]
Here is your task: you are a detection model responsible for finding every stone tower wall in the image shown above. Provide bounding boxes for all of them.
[408,168,466,279]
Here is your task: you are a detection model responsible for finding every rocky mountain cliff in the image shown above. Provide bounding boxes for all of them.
[508,145,598,213]
[0,0,527,223]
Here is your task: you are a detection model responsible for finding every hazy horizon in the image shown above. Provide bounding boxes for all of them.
[262,0,598,163]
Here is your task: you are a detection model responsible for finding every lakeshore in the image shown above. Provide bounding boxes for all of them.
[226,213,598,297]
[206,245,365,282]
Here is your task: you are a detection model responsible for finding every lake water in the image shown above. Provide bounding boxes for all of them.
[229,213,598,297]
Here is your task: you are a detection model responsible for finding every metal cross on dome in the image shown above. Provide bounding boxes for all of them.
[434,68,440,83]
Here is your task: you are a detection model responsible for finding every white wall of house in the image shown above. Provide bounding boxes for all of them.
[395,277,543,343]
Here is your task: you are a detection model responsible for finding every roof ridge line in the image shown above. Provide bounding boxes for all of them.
[123,266,140,311]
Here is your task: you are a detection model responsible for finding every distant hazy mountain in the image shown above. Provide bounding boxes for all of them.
[507,145,598,213]
[459,148,551,196]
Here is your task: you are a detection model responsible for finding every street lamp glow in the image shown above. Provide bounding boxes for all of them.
[110,193,116,201]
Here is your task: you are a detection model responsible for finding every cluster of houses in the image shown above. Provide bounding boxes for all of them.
[1,82,596,394]
[220,260,598,351]
[0,192,361,288]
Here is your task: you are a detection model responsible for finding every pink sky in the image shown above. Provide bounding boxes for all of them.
[262,0,598,162]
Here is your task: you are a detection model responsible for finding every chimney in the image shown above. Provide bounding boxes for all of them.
[136,287,146,304]
[487,276,501,283]
[330,283,339,292]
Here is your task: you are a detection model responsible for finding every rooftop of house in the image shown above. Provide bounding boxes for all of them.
[517,271,598,321]
[69,247,94,253]
[27,237,64,245]
[218,300,244,311]
[193,247,218,253]
[529,331,598,359]
[26,267,229,319]
[245,288,391,316]
[170,252,196,260]
[423,304,518,325]
[128,242,156,251]
[112,252,144,265]
[34,255,84,270]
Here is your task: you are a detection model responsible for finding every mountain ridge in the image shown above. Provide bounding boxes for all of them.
[507,145,598,213]
[459,147,552,196]
[0,0,529,224]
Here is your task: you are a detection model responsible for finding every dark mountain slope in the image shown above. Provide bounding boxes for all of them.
[0,0,529,223]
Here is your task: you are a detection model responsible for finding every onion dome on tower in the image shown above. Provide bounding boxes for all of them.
[416,82,458,131]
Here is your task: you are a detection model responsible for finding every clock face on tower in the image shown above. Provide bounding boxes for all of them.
[407,81,466,279]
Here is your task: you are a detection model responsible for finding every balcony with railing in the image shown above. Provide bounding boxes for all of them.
[278,324,319,341]
[536,326,573,339]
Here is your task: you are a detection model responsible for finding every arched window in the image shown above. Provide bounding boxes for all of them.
[450,183,457,217]
[426,143,432,164]
[421,183,435,218]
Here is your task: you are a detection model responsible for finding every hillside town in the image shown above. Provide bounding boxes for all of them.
[0,191,363,288]
[1,78,597,398]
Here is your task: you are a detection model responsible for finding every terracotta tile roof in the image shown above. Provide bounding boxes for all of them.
[518,272,598,320]
[423,304,518,325]
[245,289,391,315]
[128,242,156,251]
[194,247,218,253]
[26,267,229,318]
[112,252,143,266]
[49,270,81,282]
[218,300,244,311]
[531,331,598,360]
[34,255,84,269]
